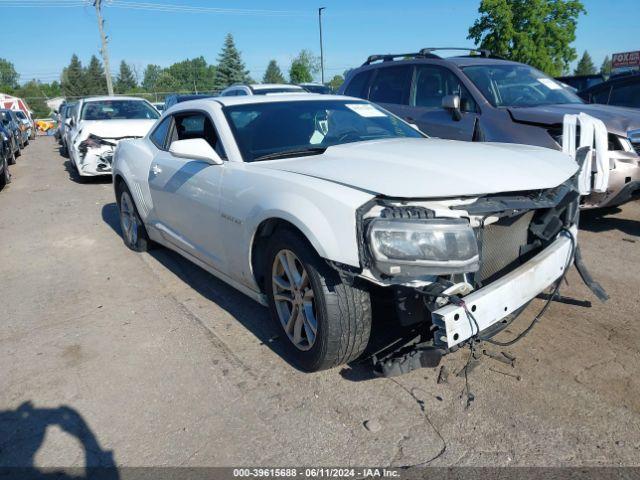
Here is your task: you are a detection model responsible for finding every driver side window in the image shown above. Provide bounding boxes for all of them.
[168,112,226,159]
[411,65,477,112]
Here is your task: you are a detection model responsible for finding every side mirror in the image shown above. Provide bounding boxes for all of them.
[65,118,73,128]
[442,94,462,121]
[169,138,223,165]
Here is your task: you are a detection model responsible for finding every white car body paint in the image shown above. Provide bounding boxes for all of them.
[113,94,580,344]
[67,97,158,177]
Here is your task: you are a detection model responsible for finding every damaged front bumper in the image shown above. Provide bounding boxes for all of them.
[432,226,575,349]
[75,134,118,177]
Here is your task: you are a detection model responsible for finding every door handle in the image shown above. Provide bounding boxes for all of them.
[151,164,162,175]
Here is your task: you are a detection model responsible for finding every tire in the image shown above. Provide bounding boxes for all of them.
[14,144,21,158]
[8,149,16,165]
[116,182,151,252]
[61,143,68,158]
[264,228,371,371]
[0,156,10,189]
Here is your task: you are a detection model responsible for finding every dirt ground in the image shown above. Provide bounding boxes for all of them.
[1,137,639,468]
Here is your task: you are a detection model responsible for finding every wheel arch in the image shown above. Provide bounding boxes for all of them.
[250,217,323,294]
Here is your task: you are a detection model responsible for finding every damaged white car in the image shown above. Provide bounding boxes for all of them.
[112,95,603,373]
[66,96,159,178]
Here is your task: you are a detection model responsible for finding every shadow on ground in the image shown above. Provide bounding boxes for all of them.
[0,402,118,479]
[580,206,640,237]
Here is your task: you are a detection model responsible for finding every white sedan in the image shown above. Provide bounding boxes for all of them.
[112,94,583,372]
[65,96,160,179]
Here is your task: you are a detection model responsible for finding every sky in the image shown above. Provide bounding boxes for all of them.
[1,0,638,85]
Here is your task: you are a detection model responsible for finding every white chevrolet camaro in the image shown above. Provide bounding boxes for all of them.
[112,94,583,372]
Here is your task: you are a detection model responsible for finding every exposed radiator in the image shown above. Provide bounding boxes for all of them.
[478,212,534,283]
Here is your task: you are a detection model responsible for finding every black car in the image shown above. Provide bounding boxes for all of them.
[555,74,605,92]
[163,94,217,110]
[0,110,22,160]
[338,48,640,208]
[0,123,11,189]
[580,73,640,109]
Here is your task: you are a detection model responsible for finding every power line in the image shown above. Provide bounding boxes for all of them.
[104,0,309,16]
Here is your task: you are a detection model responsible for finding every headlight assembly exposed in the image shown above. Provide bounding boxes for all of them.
[368,218,480,276]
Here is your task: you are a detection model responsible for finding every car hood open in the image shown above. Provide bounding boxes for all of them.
[508,103,640,137]
[256,138,578,198]
[77,119,156,139]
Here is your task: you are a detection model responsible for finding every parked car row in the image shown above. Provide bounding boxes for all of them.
[53,48,635,375]
[0,107,34,191]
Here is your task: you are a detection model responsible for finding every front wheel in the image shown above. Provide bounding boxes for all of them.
[265,229,371,371]
[116,182,151,252]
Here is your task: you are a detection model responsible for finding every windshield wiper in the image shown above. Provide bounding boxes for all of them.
[254,147,327,162]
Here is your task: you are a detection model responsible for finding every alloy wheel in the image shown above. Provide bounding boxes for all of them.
[119,191,139,247]
[271,249,318,351]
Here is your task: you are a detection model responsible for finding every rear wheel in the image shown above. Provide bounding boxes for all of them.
[264,228,371,371]
[117,182,151,252]
[7,149,16,165]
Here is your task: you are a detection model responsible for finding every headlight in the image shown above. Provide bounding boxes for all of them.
[368,218,480,276]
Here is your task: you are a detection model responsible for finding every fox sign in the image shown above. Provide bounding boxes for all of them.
[612,51,640,69]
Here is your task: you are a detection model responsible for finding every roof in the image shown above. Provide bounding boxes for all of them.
[183,93,359,107]
[250,84,304,91]
[80,96,151,103]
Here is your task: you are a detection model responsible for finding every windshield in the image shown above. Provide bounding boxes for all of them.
[224,100,423,162]
[80,100,160,121]
[301,85,331,94]
[15,111,26,119]
[462,64,584,107]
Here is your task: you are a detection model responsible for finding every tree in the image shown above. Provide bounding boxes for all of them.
[288,50,319,84]
[85,55,108,95]
[600,55,612,76]
[327,75,344,92]
[262,60,285,84]
[468,0,585,76]
[574,51,596,75]
[166,56,216,92]
[61,54,86,97]
[0,58,19,89]
[213,33,250,90]
[142,64,163,92]
[14,80,50,117]
[115,60,137,93]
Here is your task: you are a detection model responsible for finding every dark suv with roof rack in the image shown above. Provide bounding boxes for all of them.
[339,48,640,209]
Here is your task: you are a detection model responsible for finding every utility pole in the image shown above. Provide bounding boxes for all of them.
[318,7,325,84]
[94,0,114,96]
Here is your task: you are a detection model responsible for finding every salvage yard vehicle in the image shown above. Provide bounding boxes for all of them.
[14,110,33,144]
[219,83,305,96]
[0,109,23,159]
[112,94,595,373]
[0,115,19,165]
[66,96,160,178]
[0,128,11,190]
[339,48,640,209]
[580,73,640,110]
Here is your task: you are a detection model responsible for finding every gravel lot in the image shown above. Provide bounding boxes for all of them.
[1,137,639,468]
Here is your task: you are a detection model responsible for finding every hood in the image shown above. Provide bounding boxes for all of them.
[508,103,640,137]
[255,138,578,198]
[77,119,156,139]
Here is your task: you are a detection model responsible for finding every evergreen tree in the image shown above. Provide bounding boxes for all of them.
[61,54,86,97]
[115,60,137,93]
[85,55,107,95]
[0,58,19,89]
[213,33,250,90]
[263,60,285,84]
[574,51,596,75]
[600,55,612,76]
